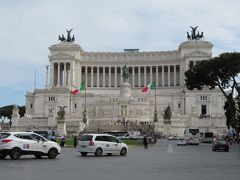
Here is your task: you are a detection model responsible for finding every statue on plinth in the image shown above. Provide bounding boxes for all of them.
[58,29,75,42]
[162,105,172,124]
[122,65,129,82]
[187,26,204,40]
[57,106,67,120]
[57,106,67,136]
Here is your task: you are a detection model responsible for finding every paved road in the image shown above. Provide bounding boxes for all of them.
[0,140,240,180]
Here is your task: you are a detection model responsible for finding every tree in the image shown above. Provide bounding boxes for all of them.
[185,52,240,131]
[0,105,25,119]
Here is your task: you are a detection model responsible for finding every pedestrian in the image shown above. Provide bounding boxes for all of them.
[51,135,56,142]
[60,137,65,147]
[73,135,78,148]
[143,135,148,149]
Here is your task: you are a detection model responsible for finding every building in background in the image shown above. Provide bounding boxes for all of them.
[12,28,227,136]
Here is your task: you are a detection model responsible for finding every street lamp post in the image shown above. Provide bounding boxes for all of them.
[153,84,158,122]
[182,89,186,114]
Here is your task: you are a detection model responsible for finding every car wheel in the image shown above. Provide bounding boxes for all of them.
[0,153,7,159]
[10,148,22,160]
[48,148,58,159]
[35,154,42,159]
[95,148,103,156]
[80,152,88,156]
[225,148,229,152]
[120,147,127,156]
[212,148,215,151]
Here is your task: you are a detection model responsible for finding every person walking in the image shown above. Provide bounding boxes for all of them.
[73,135,78,148]
[60,137,65,147]
[143,135,148,149]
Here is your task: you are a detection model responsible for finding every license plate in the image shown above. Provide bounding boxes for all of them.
[80,145,86,148]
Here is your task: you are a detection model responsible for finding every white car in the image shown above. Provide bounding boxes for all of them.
[177,137,187,146]
[78,134,128,156]
[0,132,61,160]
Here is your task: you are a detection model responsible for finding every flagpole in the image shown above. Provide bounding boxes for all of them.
[153,81,158,122]
[155,84,156,111]
[84,82,86,112]
[83,73,87,124]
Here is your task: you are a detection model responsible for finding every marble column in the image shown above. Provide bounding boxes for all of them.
[91,66,94,87]
[97,66,99,87]
[174,65,176,86]
[156,66,159,87]
[150,66,152,83]
[180,65,182,86]
[109,66,111,87]
[86,66,88,87]
[57,63,60,86]
[120,66,123,84]
[132,66,135,88]
[168,65,170,86]
[64,63,67,86]
[115,67,117,87]
[79,65,82,86]
[103,66,105,88]
[144,66,147,85]
[162,66,164,87]
[138,66,141,87]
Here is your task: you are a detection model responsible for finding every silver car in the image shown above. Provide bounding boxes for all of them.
[78,134,128,156]
[177,137,187,146]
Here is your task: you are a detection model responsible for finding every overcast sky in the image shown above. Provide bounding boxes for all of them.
[0,0,240,107]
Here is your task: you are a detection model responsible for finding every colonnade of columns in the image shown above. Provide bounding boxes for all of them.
[80,65,182,88]
[53,63,71,87]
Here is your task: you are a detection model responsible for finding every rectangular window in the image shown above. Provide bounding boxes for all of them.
[201,105,207,115]
[48,97,56,102]
[200,96,207,101]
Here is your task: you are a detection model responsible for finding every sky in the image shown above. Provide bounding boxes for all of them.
[0,0,240,107]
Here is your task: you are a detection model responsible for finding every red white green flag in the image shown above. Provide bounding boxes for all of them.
[142,81,156,93]
[71,81,86,95]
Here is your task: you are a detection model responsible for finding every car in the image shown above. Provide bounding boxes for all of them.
[168,135,178,140]
[78,133,128,157]
[177,137,187,146]
[0,132,61,160]
[212,139,229,152]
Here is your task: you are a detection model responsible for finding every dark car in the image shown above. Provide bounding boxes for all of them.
[212,140,229,152]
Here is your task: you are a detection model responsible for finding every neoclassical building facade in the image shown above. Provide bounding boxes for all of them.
[12,31,228,136]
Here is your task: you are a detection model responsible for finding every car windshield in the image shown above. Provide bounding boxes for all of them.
[218,140,226,145]
[79,135,93,141]
[0,133,10,139]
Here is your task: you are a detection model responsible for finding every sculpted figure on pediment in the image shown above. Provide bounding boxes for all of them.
[58,29,75,42]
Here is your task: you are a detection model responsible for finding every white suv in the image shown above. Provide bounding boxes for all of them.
[0,132,61,160]
[78,134,128,156]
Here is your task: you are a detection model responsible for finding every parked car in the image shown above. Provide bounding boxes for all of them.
[177,137,187,146]
[78,134,128,157]
[0,132,61,160]
[212,139,229,152]
[168,135,178,140]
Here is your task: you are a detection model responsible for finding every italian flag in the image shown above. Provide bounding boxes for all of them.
[142,81,156,93]
[71,81,86,95]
